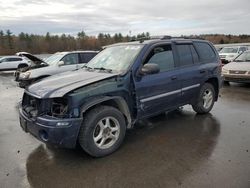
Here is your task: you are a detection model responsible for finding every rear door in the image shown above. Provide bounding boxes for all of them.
[134,43,182,118]
[10,57,24,69]
[175,41,217,104]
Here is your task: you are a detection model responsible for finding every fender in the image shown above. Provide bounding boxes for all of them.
[80,96,133,128]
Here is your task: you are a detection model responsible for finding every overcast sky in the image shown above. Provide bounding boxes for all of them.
[0,0,250,36]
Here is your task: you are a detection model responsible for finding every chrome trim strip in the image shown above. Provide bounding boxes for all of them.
[140,89,181,103]
[140,84,200,103]
[182,84,200,91]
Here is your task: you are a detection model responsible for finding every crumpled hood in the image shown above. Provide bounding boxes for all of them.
[223,62,250,71]
[27,70,118,98]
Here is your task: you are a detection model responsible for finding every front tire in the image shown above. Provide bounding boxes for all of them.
[192,83,215,114]
[78,105,126,157]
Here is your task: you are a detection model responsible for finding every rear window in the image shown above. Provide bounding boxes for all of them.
[193,42,216,62]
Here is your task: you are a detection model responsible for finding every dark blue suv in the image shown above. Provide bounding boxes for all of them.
[19,37,222,157]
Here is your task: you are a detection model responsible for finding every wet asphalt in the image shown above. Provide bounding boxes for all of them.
[0,72,249,188]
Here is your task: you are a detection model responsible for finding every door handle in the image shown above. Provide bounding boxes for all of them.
[171,76,177,80]
[200,70,206,74]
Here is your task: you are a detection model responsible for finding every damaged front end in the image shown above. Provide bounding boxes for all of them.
[19,92,82,148]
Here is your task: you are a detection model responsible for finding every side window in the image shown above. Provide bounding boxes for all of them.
[61,54,79,65]
[5,58,20,62]
[0,58,5,63]
[176,44,193,66]
[190,45,199,63]
[239,47,246,52]
[193,42,216,62]
[80,53,96,64]
[144,45,175,72]
[12,58,22,61]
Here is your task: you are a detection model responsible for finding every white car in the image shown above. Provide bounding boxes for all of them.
[15,51,98,88]
[219,46,249,64]
[222,50,250,83]
[0,56,30,71]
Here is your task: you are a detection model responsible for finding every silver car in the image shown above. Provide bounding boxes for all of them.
[222,50,250,83]
[15,51,98,88]
[219,46,249,65]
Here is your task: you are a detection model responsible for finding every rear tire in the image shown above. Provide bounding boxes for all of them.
[78,105,126,157]
[192,83,215,114]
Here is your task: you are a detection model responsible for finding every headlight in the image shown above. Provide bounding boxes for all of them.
[19,71,31,79]
[222,68,229,74]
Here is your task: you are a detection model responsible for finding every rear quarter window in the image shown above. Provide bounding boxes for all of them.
[193,42,216,63]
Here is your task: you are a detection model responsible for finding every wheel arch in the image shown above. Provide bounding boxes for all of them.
[17,63,29,68]
[205,77,219,101]
[80,96,133,128]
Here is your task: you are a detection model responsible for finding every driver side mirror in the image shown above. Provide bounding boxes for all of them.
[140,63,160,75]
[58,61,64,66]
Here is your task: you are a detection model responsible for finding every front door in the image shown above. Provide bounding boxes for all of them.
[134,43,182,119]
[57,53,79,73]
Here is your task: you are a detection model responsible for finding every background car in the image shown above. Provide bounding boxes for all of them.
[15,51,98,88]
[0,56,30,71]
[222,50,250,83]
[219,46,249,65]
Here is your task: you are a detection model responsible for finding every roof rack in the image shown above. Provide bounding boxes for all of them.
[130,35,205,43]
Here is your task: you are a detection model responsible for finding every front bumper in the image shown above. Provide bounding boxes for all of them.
[223,74,250,83]
[19,106,82,148]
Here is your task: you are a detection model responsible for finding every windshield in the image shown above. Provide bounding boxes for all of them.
[234,51,250,62]
[45,53,65,65]
[86,45,143,73]
[220,47,238,53]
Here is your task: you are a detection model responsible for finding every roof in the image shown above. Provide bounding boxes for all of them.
[55,50,99,55]
[104,37,208,48]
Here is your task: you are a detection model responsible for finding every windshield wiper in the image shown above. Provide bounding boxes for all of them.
[82,65,94,71]
[94,67,113,73]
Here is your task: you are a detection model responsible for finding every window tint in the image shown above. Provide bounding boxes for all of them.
[61,53,78,65]
[176,45,193,66]
[194,42,216,62]
[80,53,96,63]
[145,45,175,72]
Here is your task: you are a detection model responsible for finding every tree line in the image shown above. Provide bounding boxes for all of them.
[0,30,250,55]
[0,30,150,55]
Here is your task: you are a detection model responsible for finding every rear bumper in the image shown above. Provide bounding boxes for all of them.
[19,106,82,148]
